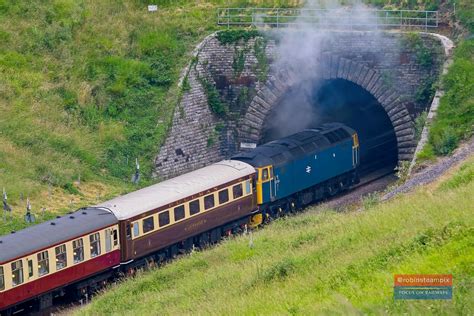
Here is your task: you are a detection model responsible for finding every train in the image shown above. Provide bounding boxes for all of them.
[0,122,359,315]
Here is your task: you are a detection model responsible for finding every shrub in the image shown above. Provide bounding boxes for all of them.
[431,127,459,155]
[262,258,296,283]
[416,143,435,161]
[62,182,81,195]
[362,192,379,210]
[415,78,435,106]
[201,79,228,117]
[216,30,261,45]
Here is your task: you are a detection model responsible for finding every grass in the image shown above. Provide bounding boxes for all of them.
[0,0,299,235]
[78,157,474,315]
[418,39,474,160]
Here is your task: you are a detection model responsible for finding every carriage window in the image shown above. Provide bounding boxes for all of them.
[90,233,101,258]
[159,211,170,226]
[28,259,33,278]
[37,251,49,276]
[143,216,155,234]
[245,180,251,194]
[73,239,84,263]
[189,200,200,215]
[113,229,118,246]
[218,189,229,204]
[11,260,23,286]
[204,194,215,210]
[126,223,131,239]
[0,266,4,291]
[262,169,269,181]
[105,229,112,252]
[55,244,67,270]
[233,184,243,199]
[133,222,139,238]
[174,205,185,221]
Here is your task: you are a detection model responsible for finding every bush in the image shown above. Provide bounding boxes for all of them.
[216,30,261,45]
[431,127,459,155]
[456,0,474,34]
[417,143,435,161]
[62,182,81,195]
[201,79,228,117]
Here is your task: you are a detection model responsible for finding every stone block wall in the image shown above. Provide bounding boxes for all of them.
[154,31,445,179]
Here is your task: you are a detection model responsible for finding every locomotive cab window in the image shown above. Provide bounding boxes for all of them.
[189,200,200,215]
[204,194,215,210]
[259,167,273,182]
[0,266,4,291]
[11,260,23,286]
[218,189,229,204]
[159,211,170,227]
[143,216,155,234]
[55,244,67,270]
[73,238,84,263]
[37,251,49,276]
[90,233,101,258]
[174,205,185,221]
[232,184,243,199]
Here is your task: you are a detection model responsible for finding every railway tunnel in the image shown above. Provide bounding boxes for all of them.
[260,78,399,177]
[154,32,446,180]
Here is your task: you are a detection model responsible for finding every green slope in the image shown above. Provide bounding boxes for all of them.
[78,157,474,315]
[0,0,292,234]
[0,1,218,226]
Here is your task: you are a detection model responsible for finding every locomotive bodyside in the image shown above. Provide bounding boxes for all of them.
[233,123,360,208]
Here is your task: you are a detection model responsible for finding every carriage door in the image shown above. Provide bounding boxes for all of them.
[268,166,276,202]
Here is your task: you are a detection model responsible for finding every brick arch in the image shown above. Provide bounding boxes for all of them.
[239,54,416,161]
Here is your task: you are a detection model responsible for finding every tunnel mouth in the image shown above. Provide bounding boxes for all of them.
[261,78,398,177]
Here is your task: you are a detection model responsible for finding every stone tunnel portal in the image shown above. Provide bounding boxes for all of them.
[261,79,398,176]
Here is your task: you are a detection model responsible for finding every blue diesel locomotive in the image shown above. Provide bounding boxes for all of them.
[232,122,360,224]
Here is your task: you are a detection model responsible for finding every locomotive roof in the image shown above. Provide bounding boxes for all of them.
[97,160,255,220]
[232,123,355,168]
[0,208,117,264]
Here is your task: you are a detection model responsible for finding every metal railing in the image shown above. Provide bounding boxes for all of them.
[217,8,438,31]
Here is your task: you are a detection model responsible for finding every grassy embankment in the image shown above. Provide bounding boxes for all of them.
[417,0,473,160]
[0,0,295,235]
[78,157,474,315]
[0,0,214,234]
